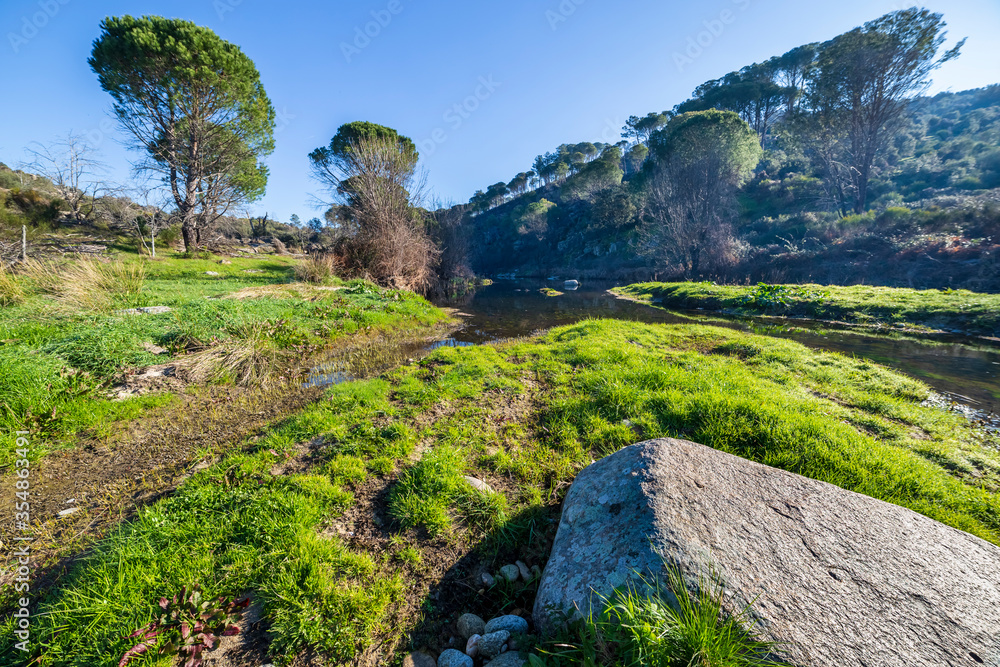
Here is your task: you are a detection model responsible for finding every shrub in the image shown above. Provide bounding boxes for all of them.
[294,254,338,284]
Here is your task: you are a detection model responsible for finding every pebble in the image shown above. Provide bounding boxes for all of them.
[499,564,519,582]
[484,615,529,636]
[464,475,494,494]
[481,572,496,587]
[515,560,531,581]
[465,634,480,658]
[205,271,220,276]
[403,652,435,667]
[57,507,80,517]
[478,630,509,660]
[456,613,485,639]
[484,652,527,667]
[437,649,473,667]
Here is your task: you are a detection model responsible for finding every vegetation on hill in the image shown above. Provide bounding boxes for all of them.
[449,9,999,290]
[615,282,1000,336]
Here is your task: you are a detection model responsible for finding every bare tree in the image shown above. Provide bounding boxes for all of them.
[98,182,171,257]
[23,132,106,224]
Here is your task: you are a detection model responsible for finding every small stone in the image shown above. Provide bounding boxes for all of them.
[142,342,168,355]
[499,564,519,582]
[456,613,485,639]
[478,630,510,660]
[481,572,495,587]
[484,652,527,667]
[205,271,220,276]
[465,634,480,658]
[484,615,528,636]
[218,259,233,265]
[515,560,531,581]
[437,648,473,667]
[58,507,80,517]
[403,652,435,667]
[464,475,494,494]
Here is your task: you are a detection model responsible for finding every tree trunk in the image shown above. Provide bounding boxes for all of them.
[181,223,196,252]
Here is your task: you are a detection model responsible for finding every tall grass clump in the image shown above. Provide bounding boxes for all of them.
[181,321,290,388]
[23,257,148,311]
[0,263,25,305]
[294,254,339,284]
[534,565,782,667]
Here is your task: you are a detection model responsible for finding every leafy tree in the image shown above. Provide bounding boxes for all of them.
[289,213,301,226]
[646,110,762,275]
[308,217,324,233]
[806,8,963,214]
[89,15,275,251]
[309,121,437,290]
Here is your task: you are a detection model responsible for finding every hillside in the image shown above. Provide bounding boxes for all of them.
[458,84,1000,290]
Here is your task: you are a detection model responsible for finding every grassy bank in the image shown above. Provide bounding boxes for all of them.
[614,282,1000,337]
[9,319,999,666]
[0,251,450,463]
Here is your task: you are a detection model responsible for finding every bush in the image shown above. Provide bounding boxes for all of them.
[294,254,338,284]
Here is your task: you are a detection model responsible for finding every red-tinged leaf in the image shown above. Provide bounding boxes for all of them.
[143,628,160,641]
[234,597,251,609]
[127,623,152,639]
[159,597,170,609]
[202,634,216,649]
[118,641,151,667]
[221,624,241,636]
[180,623,190,640]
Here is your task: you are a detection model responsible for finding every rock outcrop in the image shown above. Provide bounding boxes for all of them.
[533,437,1000,667]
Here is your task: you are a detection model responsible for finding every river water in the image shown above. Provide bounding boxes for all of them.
[308,279,1000,420]
[432,279,1000,417]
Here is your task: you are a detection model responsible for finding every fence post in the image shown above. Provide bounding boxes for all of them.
[21,225,26,262]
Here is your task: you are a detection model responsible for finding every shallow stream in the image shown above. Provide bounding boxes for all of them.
[310,279,1000,420]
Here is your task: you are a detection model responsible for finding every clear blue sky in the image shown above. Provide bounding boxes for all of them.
[1,0,997,222]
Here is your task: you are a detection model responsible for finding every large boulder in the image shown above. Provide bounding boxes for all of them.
[533,438,1000,667]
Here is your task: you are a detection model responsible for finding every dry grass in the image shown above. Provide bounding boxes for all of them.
[55,258,147,311]
[19,257,147,311]
[294,254,338,284]
[180,322,291,388]
[0,263,25,305]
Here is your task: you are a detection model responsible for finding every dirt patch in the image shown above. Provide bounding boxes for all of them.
[0,382,325,594]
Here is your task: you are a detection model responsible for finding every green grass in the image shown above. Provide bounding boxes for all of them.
[614,281,1000,336]
[0,251,449,463]
[533,565,781,667]
[10,319,1000,665]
